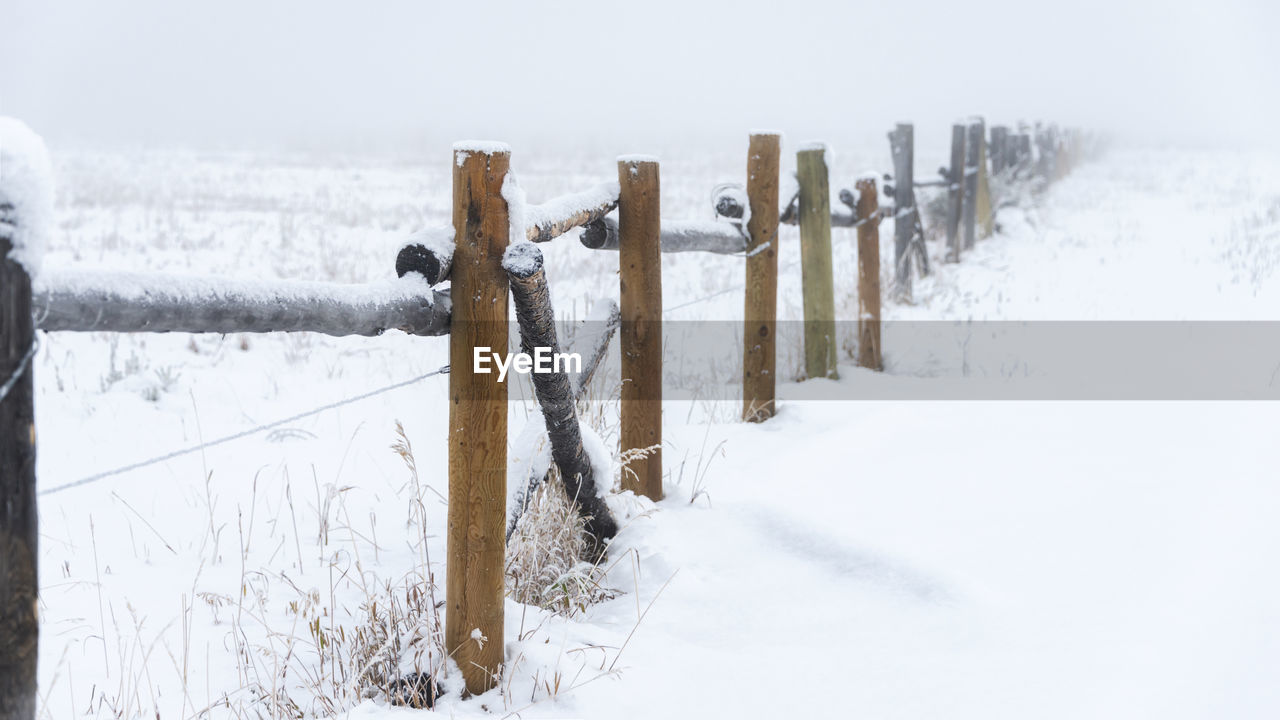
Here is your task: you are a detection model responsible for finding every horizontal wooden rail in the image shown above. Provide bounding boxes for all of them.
[780,206,857,228]
[754,191,858,228]
[525,182,619,243]
[33,269,451,337]
[580,216,747,254]
[396,182,620,285]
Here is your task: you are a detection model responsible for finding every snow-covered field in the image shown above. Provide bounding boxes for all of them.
[29,140,1280,719]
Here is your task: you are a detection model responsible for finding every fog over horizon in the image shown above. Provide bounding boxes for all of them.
[3,0,1277,157]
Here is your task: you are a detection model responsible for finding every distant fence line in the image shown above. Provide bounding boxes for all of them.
[0,118,1083,713]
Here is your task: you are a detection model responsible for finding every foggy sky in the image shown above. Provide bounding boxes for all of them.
[3,0,1276,154]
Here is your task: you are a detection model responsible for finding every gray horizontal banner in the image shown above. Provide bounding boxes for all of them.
[493,320,1280,401]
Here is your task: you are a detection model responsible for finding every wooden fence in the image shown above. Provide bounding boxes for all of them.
[0,120,1082,713]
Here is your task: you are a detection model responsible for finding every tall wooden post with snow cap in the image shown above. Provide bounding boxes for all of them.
[855,174,882,371]
[0,118,50,720]
[973,117,994,238]
[962,122,981,250]
[945,124,966,262]
[990,125,1009,175]
[888,123,914,299]
[742,132,781,421]
[796,143,837,380]
[446,140,510,696]
[617,156,662,501]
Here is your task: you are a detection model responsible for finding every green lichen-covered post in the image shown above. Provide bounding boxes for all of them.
[797,144,837,380]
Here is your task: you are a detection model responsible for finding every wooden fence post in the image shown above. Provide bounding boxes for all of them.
[962,122,980,250]
[855,176,882,371]
[618,156,663,501]
[990,125,1009,174]
[1,199,38,720]
[888,123,914,298]
[1035,124,1052,180]
[446,142,510,696]
[945,124,966,262]
[796,144,837,380]
[973,117,994,238]
[742,132,781,422]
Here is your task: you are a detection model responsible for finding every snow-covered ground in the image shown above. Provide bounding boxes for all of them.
[29,141,1280,718]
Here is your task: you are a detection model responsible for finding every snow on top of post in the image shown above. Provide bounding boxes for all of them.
[501,241,544,278]
[856,170,881,182]
[797,140,827,153]
[453,140,511,168]
[401,225,455,256]
[616,154,659,164]
[748,129,783,138]
[452,140,511,155]
[0,117,54,276]
[524,181,619,232]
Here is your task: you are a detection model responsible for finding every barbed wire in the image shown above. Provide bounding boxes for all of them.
[39,363,450,497]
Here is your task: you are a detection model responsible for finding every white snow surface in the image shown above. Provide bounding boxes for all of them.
[28,143,1280,720]
[0,116,55,275]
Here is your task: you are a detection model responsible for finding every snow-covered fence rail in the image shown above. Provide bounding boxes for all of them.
[524,182,619,244]
[395,182,620,286]
[579,215,747,254]
[32,270,451,336]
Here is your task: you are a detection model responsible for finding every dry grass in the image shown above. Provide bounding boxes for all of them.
[209,421,451,717]
[505,467,617,618]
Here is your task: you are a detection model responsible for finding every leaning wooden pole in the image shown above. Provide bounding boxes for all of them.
[446,142,510,696]
[855,176,882,371]
[796,144,838,380]
[889,123,915,298]
[945,124,966,263]
[0,202,38,720]
[617,156,663,501]
[503,242,618,556]
[742,132,781,421]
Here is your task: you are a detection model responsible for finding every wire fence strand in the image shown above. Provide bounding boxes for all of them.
[0,337,39,404]
[40,364,450,497]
